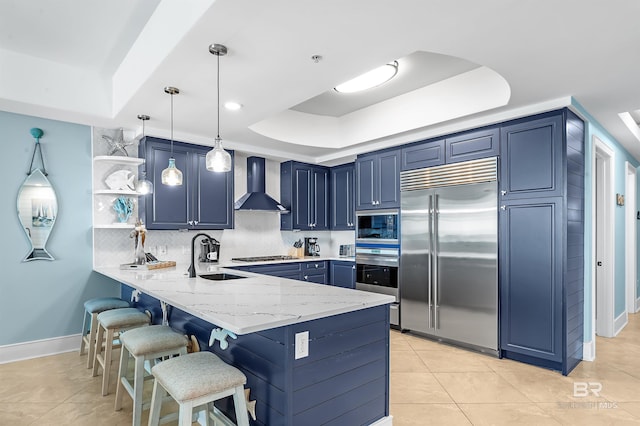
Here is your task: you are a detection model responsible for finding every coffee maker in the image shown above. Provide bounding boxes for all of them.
[199,237,221,262]
[304,237,320,257]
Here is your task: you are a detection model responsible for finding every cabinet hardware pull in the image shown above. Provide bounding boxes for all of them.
[500,190,507,196]
[500,205,506,211]
[304,275,308,280]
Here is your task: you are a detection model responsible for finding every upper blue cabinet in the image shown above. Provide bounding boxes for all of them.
[500,115,563,199]
[330,163,355,230]
[445,127,499,164]
[356,148,401,210]
[400,127,498,171]
[280,161,330,230]
[140,137,234,230]
[401,139,445,170]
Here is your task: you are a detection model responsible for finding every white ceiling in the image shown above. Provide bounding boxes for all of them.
[2,0,640,166]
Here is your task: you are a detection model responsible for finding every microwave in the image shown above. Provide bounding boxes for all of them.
[356,209,399,244]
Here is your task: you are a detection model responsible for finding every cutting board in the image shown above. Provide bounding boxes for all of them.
[120,261,176,270]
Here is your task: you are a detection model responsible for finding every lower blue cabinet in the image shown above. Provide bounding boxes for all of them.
[330,261,356,289]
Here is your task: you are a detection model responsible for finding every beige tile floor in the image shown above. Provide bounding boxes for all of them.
[0,313,638,425]
[390,312,640,425]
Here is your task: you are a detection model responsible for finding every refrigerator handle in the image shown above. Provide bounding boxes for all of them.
[433,193,439,330]
[427,194,433,329]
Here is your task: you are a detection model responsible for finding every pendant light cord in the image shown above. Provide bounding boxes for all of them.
[216,51,220,140]
[170,92,175,155]
[141,117,147,175]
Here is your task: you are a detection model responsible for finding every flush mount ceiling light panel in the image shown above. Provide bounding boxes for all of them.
[334,61,399,93]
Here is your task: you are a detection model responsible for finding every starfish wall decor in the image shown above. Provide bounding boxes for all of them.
[102,128,134,156]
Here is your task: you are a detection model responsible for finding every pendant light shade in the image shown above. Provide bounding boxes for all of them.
[206,137,233,172]
[161,158,182,186]
[135,114,154,194]
[161,87,183,186]
[206,43,232,173]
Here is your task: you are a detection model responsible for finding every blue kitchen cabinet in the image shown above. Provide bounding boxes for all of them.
[445,127,499,164]
[500,198,563,364]
[281,161,330,230]
[498,109,584,375]
[500,114,564,199]
[141,137,234,230]
[243,262,302,281]
[330,163,355,230]
[330,260,356,289]
[301,261,327,284]
[355,149,400,210]
[401,139,445,171]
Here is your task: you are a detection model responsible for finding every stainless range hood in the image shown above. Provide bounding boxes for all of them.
[234,156,288,212]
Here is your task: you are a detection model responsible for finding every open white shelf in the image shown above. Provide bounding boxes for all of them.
[93,223,136,229]
[94,189,140,196]
[93,155,144,165]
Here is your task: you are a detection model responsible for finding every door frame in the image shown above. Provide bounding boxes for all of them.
[625,161,637,314]
[592,136,615,341]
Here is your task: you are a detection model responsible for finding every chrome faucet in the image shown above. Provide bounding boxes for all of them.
[188,232,213,278]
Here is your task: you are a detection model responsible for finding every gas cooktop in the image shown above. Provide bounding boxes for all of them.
[231,255,298,262]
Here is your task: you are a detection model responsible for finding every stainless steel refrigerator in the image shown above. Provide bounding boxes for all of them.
[400,157,498,354]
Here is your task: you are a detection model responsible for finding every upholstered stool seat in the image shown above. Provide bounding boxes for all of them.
[80,297,130,369]
[148,351,249,426]
[92,308,150,396]
[115,325,188,426]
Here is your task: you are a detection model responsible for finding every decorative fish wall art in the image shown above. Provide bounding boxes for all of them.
[18,128,57,261]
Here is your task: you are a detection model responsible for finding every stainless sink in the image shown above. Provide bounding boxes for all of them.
[199,273,247,281]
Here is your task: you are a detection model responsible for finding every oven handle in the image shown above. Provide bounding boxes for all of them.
[355,255,399,267]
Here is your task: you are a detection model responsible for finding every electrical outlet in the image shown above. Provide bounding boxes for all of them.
[295,331,309,359]
[158,245,168,255]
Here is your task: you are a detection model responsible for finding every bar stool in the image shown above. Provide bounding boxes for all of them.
[114,325,188,426]
[80,297,130,369]
[92,308,150,396]
[148,351,250,426]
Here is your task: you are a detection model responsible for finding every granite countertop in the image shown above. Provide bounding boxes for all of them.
[95,263,391,335]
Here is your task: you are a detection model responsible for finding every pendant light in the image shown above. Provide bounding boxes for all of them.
[161,86,183,186]
[205,43,233,172]
[135,114,154,194]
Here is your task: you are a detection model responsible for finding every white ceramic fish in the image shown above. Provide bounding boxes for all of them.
[17,169,57,261]
[104,169,135,191]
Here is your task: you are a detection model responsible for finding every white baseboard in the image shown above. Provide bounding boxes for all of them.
[369,416,393,426]
[0,334,81,364]
[582,339,595,361]
[614,311,628,336]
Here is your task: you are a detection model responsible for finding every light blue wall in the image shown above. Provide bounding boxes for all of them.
[0,110,119,346]
[572,100,640,340]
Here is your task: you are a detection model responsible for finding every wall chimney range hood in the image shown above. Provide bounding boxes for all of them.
[234,156,288,212]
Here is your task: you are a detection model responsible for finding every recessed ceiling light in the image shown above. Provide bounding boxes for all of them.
[334,61,399,93]
[224,101,243,111]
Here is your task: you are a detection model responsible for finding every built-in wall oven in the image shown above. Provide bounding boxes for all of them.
[355,245,400,327]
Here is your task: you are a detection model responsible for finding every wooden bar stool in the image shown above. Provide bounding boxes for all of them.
[114,325,188,426]
[80,297,130,369]
[92,308,150,396]
[148,351,250,426]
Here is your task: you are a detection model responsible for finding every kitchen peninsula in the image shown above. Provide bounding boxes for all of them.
[95,264,394,426]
